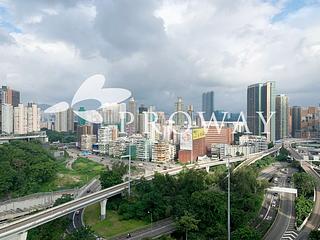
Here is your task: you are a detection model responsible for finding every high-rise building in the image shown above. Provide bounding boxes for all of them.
[1,86,20,107]
[202,91,214,121]
[0,104,13,134]
[174,97,184,126]
[13,103,40,134]
[80,134,96,151]
[187,105,194,124]
[205,126,234,151]
[291,106,301,138]
[77,106,86,126]
[247,81,276,142]
[55,108,74,132]
[275,94,289,140]
[136,136,151,161]
[138,104,148,134]
[127,97,137,136]
[300,106,320,139]
[100,103,126,125]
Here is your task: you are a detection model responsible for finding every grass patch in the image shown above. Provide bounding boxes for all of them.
[39,157,105,192]
[84,203,149,239]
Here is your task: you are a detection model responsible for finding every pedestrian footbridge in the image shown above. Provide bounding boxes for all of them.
[267,187,298,196]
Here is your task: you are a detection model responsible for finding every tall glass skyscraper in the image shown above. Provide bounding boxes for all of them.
[291,106,301,138]
[275,94,289,140]
[247,81,276,142]
[202,91,214,121]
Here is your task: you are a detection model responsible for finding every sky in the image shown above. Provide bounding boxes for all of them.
[0,0,319,113]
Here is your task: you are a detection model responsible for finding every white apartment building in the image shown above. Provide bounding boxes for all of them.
[100,103,126,125]
[80,134,97,151]
[108,137,130,158]
[0,104,13,134]
[239,135,268,152]
[14,103,40,134]
[98,125,118,154]
[55,108,74,132]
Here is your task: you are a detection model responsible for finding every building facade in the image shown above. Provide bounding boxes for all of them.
[275,94,289,140]
[247,81,276,142]
[0,104,13,134]
[202,91,214,121]
[291,106,301,138]
[13,103,40,134]
[55,108,74,132]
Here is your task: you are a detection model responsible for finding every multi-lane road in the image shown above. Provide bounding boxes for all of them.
[264,166,297,240]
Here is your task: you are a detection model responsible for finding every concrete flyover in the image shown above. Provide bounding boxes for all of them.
[233,145,281,172]
[0,147,279,240]
[285,141,320,240]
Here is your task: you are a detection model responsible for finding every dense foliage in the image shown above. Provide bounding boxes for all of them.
[0,141,57,198]
[275,147,290,161]
[252,156,275,170]
[117,166,264,239]
[293,172,315,198]
[295,196,314,226]
[45,130,77,143]
[294,172,315,226]
[100,162,128,189]
[310,230,320,240]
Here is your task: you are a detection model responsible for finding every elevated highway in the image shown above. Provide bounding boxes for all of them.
[0,147,279,240]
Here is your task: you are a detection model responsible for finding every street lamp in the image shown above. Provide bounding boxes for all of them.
[226,155,231,240]
[147,210,153,229]
[120,144,133,196]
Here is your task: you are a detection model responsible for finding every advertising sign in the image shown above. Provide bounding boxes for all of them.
[180,129,192,150]
[192,128,205,140]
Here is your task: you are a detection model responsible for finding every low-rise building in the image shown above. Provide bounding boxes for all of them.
[152,141,175,162]
[239,135,267,152]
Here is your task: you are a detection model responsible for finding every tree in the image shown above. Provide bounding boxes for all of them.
[295,196,314,226]
[0,141,57,198]
[100,162,128,189]
[100,170,123,189]
[176,211,200,240]
[232,226,261,240]
[66,227,96,240]
[310,230,320,240]
[268,142,274,149]
[45,130,76,143]
[293,172,315,197]
[53,194,73,206]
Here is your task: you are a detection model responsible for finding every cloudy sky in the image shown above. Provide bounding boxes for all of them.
[0,0,319,113]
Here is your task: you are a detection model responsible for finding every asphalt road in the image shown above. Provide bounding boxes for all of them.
[68,179,101,232]
[296,162,320,240]
[287,146,320,240]
[264,165,296,240]
[111,218,175,240]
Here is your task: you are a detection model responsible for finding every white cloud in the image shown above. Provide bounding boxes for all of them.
[0,0,319,111]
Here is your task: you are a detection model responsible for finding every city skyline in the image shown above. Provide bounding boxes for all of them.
[0,1,320,112]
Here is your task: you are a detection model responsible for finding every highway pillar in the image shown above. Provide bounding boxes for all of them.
[205,166,210,173]
[18,232,28,240]
[100,199,107,220]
